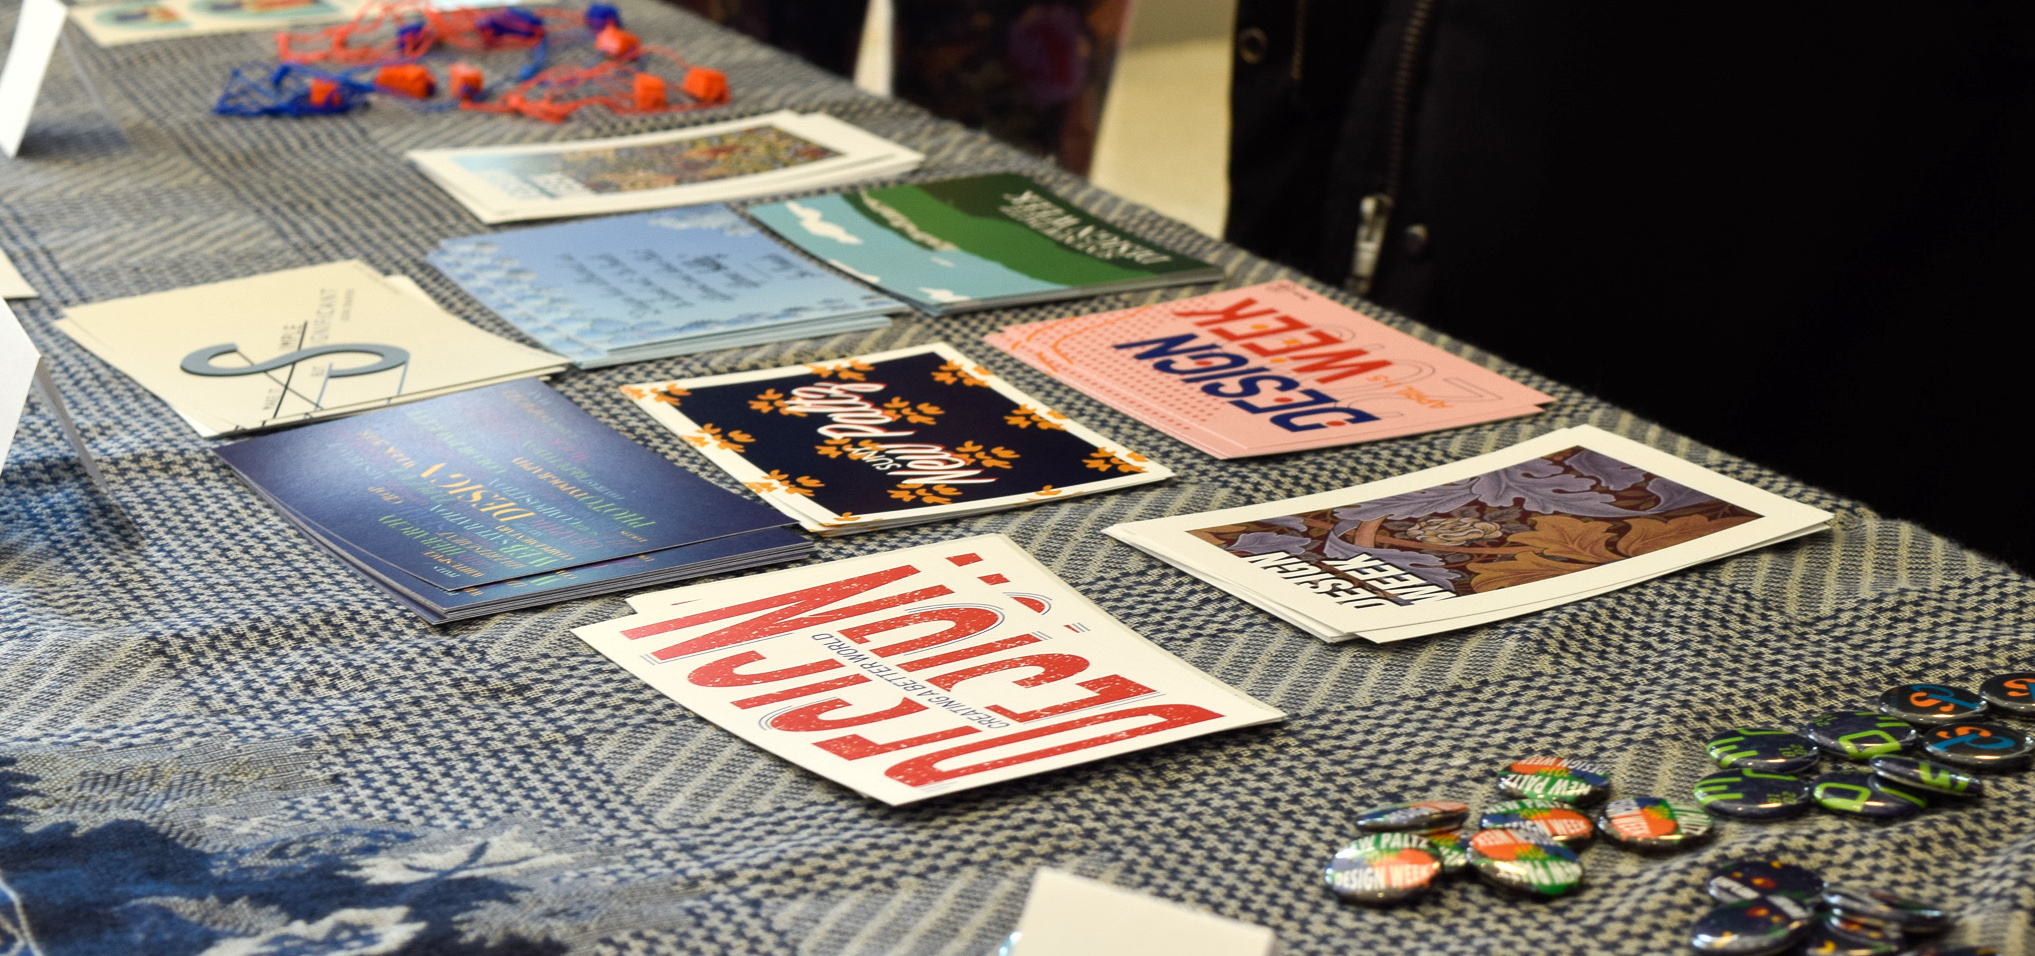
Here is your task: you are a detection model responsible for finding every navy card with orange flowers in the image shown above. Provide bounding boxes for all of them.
[622,344,1172,534]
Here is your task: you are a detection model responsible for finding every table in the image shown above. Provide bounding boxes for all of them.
[3,3,2030,953]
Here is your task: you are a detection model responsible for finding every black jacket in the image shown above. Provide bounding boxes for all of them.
[1228,1,2035,570]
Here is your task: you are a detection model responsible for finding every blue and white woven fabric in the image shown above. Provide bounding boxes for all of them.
[2,3,2031,953]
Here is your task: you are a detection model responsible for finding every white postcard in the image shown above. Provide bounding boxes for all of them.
[407,110,924,224]
[1108,426,1832,642]
[55,261,567,436]
[574,535,1282,805]
[1007,870,1279,956]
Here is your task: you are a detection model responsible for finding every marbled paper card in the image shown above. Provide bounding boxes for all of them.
[621,344,1171,533]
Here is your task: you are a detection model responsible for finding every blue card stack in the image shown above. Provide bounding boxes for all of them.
[429,204,904,369]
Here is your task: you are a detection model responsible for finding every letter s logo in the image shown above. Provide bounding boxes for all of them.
[180,343,410,378]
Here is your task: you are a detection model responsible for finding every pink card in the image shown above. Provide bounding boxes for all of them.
[987,281,1552,458]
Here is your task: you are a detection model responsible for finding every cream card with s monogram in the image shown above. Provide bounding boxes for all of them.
[55,260,567,436]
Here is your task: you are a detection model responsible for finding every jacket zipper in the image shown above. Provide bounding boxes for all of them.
[1350,0,1438,297]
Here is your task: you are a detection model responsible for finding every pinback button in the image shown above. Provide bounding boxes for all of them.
[1464,827,1583,898]
[1921,721,2035,771]
[1352,799,1470,833]
[1478,799,1596,847]
[1868,756,1984,797]
[1979,672,2035,717]
[1693,769,1813,820]
[1707,860,1824,904]
[1594,796,1713,851]
[1878,683,1989,726]
[1901,948,1998,956]
[1820,887,1953,934]
[1688,894,1817,955]
[1324,832,1442,904]
[1423,828,1469,876]
[1809,772,1928,820]
[1800,913,1904,956]
[1803,711,1920,761]
[1706,727,1822,774]
[1497,756,1611,804]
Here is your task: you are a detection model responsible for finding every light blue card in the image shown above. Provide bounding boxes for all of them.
[430,205,902,367]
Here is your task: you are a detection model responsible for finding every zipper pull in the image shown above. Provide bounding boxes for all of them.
[1348,192,1394,297]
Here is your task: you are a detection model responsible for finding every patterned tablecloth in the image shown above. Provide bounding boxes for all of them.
[2,3,2030,954]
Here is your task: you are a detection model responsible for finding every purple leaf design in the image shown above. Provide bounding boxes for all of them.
[1637,476,1717,514]
[1259,515,1310,532]
[1227,531,1313,556]
[1351,546,1461,588]
[1334,482,1481,522]
[1565,448,1647,491]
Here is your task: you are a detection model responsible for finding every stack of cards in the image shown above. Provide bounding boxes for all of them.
[429,205,905,368]
[620,344,1173,534]
[55,261,568,437]
[746,173,1224,315]
[214,379,810,623]
[986,281,1554,458]
[1107,426,1832,643]
[572,534,1283,805]
[408,110,924,225]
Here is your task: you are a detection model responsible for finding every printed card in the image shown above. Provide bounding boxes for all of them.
[621,344,1172,533]
[1108,426,1831,641]
[986,280,1551,457]
[573,535,1283,805]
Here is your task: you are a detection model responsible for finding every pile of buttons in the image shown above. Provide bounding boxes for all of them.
[1325,756,1716,905]
[1694,675,2033,823]
[1689,859,1990,955]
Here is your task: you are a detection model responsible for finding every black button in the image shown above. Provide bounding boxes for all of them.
[1809,772,1927,820]
[1802,711,1920,760]
[1978,672,2035,717]
[1693,769,1812,820]
[1878,683,1988,726]
[1689,894,1816,954]
[1707,859,1824,904]
[1820,886,1952,934]
[1919,721,2034,771]
[1706,727,1821,774]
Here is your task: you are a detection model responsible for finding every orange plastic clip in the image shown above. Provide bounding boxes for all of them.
[632,72,666,110]
[448,62,484,99]
[307,77,343,109]
[680,66,727,104]
[375,63,436,98]
[594,24,639,58]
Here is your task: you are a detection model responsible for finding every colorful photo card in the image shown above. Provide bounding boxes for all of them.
[573,534,1283,805]
[408,111,924,224]
[1108,426,1832,642]
[746,173,1223,315]
[986,280,1552,458]
[621,344,1173,534]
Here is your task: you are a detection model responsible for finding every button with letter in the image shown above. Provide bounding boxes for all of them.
[1496,756,1610,804]
[1920,721,2034,771]
[1324,833,1442,904]
[1693,769,1812,820]
[1801,912,1904,955]
[1979,672,2035,716]
[1353,800,1470,833]
[1803,711,1919,761]
[1868,756,1983,797]
[1465,827,1583,898]
[1478,799,1595,847]
[1595,796,1713,851]
[1706,727,1821,773]
[1810,771,1928,820]
[1878,683,1988,725]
